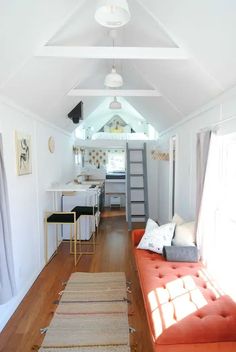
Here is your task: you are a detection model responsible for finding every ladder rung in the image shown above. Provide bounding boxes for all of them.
[130,187,144,190]
[128,149,143,151]
[130,174,143,176]
[131,214,146,218]
[130,161,143,164]
[131,201,144,204]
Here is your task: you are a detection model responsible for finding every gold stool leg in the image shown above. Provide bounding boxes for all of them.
[56,224,59,253]
[78,218,82,254]
[44,219,48,264]
[70,224,73,254]
[74,222,77,266]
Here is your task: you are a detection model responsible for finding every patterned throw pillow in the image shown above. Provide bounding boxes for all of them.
[137,223,176,254]
[143,218,159,235]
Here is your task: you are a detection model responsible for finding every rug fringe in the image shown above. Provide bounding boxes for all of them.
[40,327,48,334]
[129,327,136,334]
[126,287,132,294]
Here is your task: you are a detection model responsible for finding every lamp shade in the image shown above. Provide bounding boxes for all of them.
[109,97,122,109]
[95,0,130,28]
[104,66,123,88]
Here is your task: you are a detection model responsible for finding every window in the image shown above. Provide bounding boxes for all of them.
[198,133,236,300]
[106,150,125,173]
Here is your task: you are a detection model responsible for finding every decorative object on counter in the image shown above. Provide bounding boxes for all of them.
[73,146,85,155]
[48,136,55,154]
[151,149,169,161]
[73,146,80,155]
[15,131,32,175]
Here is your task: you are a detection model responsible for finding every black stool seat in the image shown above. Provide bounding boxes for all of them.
[72,206,98,216]
[47,212,80,223]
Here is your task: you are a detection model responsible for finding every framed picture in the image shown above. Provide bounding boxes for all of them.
[15,131,32,175]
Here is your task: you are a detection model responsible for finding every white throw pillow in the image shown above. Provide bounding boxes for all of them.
[137,223,176,254]
[172,221,195,246]
[144,218,159,236]
[172,213,185,226]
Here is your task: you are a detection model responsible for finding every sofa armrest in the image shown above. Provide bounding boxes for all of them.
[132,229,145,246]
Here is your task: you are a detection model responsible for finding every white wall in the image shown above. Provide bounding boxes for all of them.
[156,85,236,224]
[0,98,75,331]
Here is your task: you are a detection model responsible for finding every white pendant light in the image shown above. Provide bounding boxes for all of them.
[104,65,123,88]
[95,0,130,28]
[109,97,122,109]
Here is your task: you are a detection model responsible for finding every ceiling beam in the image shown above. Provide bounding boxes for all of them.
[36,46,190,60]
[68,89,161,97]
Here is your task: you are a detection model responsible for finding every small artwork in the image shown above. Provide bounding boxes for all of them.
[15,131,32,175]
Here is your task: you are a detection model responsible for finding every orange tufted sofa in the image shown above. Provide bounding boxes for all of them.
[132,229,236,352]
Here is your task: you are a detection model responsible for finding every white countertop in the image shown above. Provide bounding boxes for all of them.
[81,180,104,186]
[46,182,99,192]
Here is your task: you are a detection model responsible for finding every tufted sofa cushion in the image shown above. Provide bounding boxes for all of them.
[132,229,236,352]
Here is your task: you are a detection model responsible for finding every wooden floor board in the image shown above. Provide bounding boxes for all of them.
[0,209,152,352]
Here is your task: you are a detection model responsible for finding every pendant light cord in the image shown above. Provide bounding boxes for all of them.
[112,36,115,69]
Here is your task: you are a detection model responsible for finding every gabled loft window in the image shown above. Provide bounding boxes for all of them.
[106,150,125,173]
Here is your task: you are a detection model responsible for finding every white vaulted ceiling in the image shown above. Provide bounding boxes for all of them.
[0,0,235,133]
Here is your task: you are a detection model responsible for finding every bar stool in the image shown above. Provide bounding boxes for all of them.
[44,211,81,266]
[71,189,100,255]
[71,205,98,255]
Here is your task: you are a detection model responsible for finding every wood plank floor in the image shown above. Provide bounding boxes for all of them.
[0,209,153,352]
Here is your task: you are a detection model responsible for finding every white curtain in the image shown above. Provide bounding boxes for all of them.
[0,135,16,304]
[196,132,236,299]
[195,130,212,234]
[196,133,220,262]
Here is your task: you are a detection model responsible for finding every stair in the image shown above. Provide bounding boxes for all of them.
[126,143,149,230]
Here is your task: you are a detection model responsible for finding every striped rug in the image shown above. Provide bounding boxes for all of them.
[39,272,130,352]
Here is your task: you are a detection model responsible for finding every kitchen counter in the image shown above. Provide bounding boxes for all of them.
[47,183,94,192]
[80,180,105,186]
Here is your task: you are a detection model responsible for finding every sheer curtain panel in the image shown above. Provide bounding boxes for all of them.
[0,135,16,304]
[196,133,220,261]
